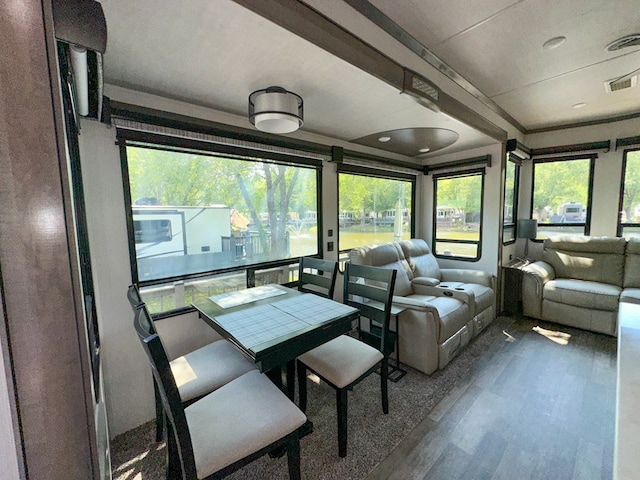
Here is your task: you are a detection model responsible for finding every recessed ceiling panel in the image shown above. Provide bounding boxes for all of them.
[352,128,459,156]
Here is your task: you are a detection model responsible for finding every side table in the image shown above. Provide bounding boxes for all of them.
[502,260,529,315]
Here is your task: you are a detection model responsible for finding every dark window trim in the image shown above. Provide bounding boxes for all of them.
[432,168,485,262]
[119,128,324,299]
[336,168,417,253]
[337,162,417,181]
[117,129,324,168]
[616,135,640,151]
[618,147,640,236]
[502,155,520,246]
[425,155,491,175]
[530,155,594,240]
[530,141,610,157]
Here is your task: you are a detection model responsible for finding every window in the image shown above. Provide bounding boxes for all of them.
[618,149,640,238]
[120,131,322,314]
[531,156,593,239]
[433,169,484,260]
[337,167,415,252]
[503,157,519,244]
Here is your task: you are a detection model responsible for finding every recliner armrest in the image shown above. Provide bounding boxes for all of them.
[411,276,440,287]
[409,284,474,305]
[440,269,495,289]
[521,261,555,284]
[391,295,439,313]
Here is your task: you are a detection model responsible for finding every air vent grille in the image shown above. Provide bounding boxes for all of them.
[606,34,640,51]
[606,75,638,93]
[411,76,439,102]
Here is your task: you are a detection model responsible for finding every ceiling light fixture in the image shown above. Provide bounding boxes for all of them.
[572,102,587,109]
[419,147,430,153]
[543,36,566,50]
[378,136,391,142]
[248,86,303,134]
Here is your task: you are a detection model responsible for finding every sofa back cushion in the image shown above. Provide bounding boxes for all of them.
[624,237,640,288]
[398,239,442,280]
[542,235,626,287]
[348,243,413,296]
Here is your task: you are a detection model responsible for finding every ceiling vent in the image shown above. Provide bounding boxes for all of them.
[606,75,638,93]
[606,34,640,51]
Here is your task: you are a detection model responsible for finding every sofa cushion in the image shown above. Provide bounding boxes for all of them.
[542,235,626,287]
[349,243,413,296]
[424,296,469,343]
[398,239,442,279]
[543,278,621,311]
[624,238,640,288]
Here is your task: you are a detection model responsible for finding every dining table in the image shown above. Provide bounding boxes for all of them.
[192,283,360,400]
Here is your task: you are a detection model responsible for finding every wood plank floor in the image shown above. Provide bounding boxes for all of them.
[365,316,617,480]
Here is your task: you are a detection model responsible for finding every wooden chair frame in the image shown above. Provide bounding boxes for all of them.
[297,262,397,457]
[134,308,302,480]
[297,257,339,299]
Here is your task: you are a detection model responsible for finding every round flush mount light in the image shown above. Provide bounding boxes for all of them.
[248,86,303,134]
[419,147,430,153]
[572,102,587,109]
[378,136,391,142]
[543,36,566,50]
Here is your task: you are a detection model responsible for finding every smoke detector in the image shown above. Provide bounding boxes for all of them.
[606,34,640,51]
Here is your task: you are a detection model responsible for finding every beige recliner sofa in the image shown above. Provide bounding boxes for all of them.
[348,239,496,375]
[521,235,640,336]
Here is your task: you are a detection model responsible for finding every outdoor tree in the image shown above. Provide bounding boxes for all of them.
[532,159,589,222]
[622,151,640,221]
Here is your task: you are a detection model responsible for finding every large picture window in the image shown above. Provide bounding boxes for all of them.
[531,156,593,238]
[433,169,484,260]
[618,149,640,238]
[120,131,322,314]
[337,167,415,252]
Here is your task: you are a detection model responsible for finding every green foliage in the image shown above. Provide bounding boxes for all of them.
[532,159,589,221]
[623,151,640,220]
[127,146,317,256]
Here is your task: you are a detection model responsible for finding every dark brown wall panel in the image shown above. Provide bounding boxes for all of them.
[0,1,95,478]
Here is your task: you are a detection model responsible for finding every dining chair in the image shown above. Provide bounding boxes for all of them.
[127,285,255,441]
[297,257,339,299]
[133,307,307,480]
[296,262,397,457]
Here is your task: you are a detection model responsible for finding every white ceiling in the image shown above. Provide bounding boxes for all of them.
[99,0,640,161]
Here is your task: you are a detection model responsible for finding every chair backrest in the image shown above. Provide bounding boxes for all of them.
[298,257,339,299]
[127,284,145,311]
[133,307,197,478]
[343,262,397,354]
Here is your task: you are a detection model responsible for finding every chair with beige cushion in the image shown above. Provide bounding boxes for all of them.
[127,285,255,441]
[297,262,396,457]
[133,307,307,479]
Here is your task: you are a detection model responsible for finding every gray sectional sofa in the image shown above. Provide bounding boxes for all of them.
[348,239,496,375]
[522,235,640,336]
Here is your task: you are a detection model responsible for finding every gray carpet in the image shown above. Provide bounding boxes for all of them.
[111,316,514,480]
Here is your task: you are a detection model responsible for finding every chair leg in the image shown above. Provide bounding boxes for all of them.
[286,435,302,480]
[337,388,348,457]
[297,360,308,412]
[381,358,389,414]
[153,380,164,442]
[165,422,183,479]
[286,359,296,401]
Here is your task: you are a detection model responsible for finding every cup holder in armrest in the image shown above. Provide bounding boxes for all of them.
[443,291,453,297]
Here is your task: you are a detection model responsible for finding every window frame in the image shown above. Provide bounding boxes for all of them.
[617,147,640,237]
[336,163,416,254]
[529,154,595,239]
[119,129,324,315]
[502,155,520,245]
[432,167,485,262]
